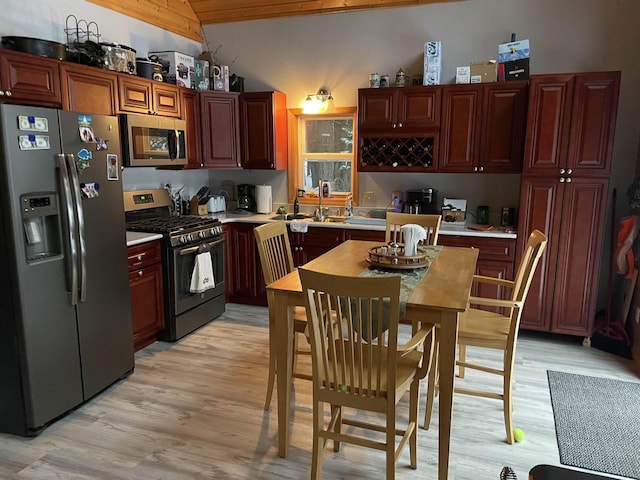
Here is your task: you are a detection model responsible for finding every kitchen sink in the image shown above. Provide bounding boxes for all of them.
[270,213,312,221]
[343,217,386,226]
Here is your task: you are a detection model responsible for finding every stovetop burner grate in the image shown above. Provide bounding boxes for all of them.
[126,215,220,234]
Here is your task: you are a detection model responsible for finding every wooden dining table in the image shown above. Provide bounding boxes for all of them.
[266,239,478,480]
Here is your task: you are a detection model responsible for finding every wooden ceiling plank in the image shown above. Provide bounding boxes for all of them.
[192,0,463,24]
[87,0,203,42]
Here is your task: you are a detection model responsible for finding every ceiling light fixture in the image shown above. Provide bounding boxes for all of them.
[302,88,335,114]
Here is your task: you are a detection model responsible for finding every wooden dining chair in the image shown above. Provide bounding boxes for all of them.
[385,212,441,245]
[254,221,311,410]
[423,229,547,444]
[299,268,434,480]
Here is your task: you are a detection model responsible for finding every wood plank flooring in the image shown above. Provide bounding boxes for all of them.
[0,303,637,479]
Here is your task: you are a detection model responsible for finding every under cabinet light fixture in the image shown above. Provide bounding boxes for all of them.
[302,88,335,114]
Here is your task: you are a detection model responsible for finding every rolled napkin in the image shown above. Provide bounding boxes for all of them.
[400,224,427,256]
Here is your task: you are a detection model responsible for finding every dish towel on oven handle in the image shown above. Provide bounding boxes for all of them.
[190,252,215,293]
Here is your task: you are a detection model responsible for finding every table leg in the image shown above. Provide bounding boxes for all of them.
[276,295,294,457]
[437,311,459,480]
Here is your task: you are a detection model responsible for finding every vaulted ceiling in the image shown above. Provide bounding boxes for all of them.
[88,0,463,43]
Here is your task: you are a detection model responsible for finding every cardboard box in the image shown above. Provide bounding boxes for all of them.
[498,39,530,63]
[456,66,471,84]
[212,64,229,91]
[470,60,497,83]
[148,51,195,88]
[423,41,442,85]
[502,58,530,81]
[194,60,210,90]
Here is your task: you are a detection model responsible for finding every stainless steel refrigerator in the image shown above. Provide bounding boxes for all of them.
[0,104,134,436]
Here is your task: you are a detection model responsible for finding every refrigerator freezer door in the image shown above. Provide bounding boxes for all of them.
[0,104,83,433]
[58,111,134,399]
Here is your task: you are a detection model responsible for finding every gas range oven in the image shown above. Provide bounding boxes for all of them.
[124,189,225,341]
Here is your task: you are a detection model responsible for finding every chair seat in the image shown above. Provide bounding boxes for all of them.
[292,306,308,333]
[458,308,510,347]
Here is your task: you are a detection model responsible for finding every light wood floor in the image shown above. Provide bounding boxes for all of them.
[0,303,637,479]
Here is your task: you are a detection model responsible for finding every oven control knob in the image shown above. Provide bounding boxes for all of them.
[179,236,188,244]
[198,231,207,239]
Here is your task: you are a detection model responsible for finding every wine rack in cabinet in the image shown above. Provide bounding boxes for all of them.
[358,135,438,171]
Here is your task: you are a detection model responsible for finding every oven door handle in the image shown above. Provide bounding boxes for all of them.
[178,237,225,256]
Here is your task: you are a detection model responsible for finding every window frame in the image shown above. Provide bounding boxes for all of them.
[287,107,358,207]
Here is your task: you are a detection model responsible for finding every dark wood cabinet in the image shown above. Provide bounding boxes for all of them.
[358,86,441,135]
[118,75,181,117]
[518,71,620,337]
[61,62,118,115]
[517,176,609,335]
[181,88,203,168]
[0,48,61,107]
[344,229,385,242]
[438,235,516,313]
[127,241,165,351]
[200,91,241,168]
[289,227,344,266]
[523,72,620,176]
[240,91,288,170]
[226,223,267,306]
[439,81,527,173]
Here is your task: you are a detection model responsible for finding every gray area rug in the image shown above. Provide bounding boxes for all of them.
[547,370,640,479]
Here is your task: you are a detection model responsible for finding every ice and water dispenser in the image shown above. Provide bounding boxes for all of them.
[21,192,61,263]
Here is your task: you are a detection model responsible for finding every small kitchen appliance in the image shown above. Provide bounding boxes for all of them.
[404,188,439,214]
[237,184,256,212]
[500,207,517,227]
[124,189,225,342]
[99,42,136,74]
[119,113,187,167]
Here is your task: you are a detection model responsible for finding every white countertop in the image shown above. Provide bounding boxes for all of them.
[126,232,163,247]
[213,212,517,239]
[125,213,517,245]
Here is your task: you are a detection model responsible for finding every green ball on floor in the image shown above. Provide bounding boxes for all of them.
[513,428,525,443]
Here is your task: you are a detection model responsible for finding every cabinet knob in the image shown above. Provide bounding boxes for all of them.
[137,255,143,261]
[478,166,484,172]
[392,123,397,128]
[5,91,11,97]
[566,178,572,183]
[559,177,565,183]
[0,91,4,96]
[137,270,143,276]
[397,122,403,128]
[566,169,573,175]
[473,166,478,172]
[560,169,565,174]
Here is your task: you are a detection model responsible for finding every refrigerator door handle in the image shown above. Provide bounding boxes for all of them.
[66,154,87,303]
[57,154,79,305]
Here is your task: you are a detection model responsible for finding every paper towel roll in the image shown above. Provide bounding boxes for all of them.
[255,185,272,214]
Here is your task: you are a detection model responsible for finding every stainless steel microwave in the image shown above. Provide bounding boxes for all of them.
[120,114,187,167]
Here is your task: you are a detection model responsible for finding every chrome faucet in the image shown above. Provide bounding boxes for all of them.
[314,180,327,221]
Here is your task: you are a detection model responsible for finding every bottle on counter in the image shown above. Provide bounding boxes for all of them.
[293,197,299,214]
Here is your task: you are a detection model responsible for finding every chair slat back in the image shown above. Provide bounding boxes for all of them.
[385,212,441,245]
[254,222,295,285]
[300,268,401,401]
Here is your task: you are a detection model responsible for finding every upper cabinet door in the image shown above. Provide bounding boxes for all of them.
[240,91,287,170]
[566,72,620,176]
[200,91,241,169]
[61,62,118,115]
[522,75,574,175]
[395,87,441,133]
[438,84,482,172]
[480,81,528,173]
[0,49,61,107]
[358,88,396,133]
[181,89,202,168]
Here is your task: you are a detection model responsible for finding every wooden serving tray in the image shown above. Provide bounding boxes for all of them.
[366,244,430,270]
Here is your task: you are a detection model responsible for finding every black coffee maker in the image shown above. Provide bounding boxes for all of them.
[237,184,256,211]
[404,188,438,214]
